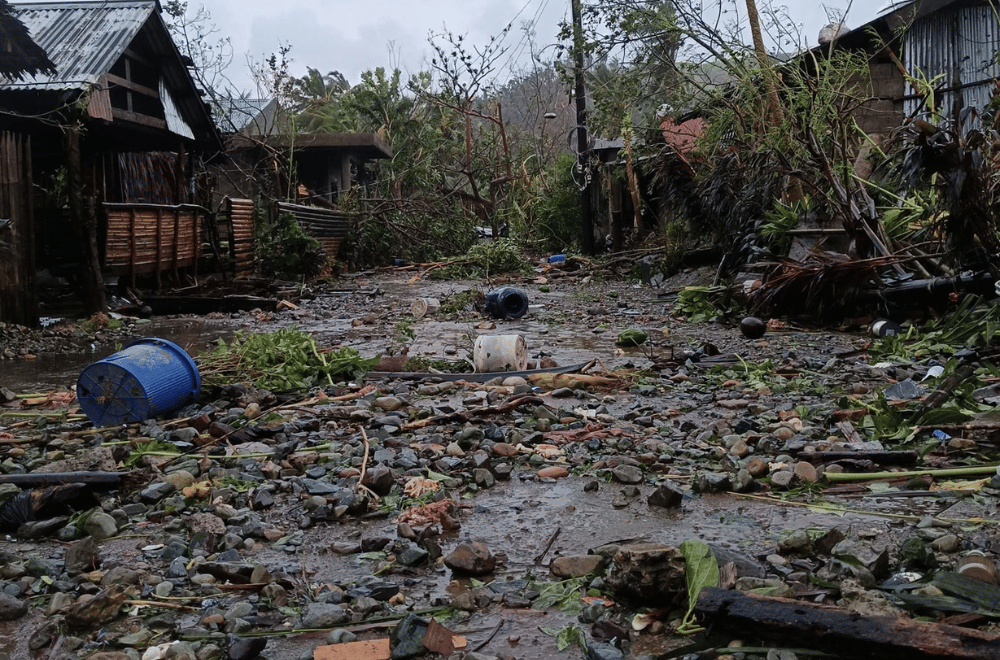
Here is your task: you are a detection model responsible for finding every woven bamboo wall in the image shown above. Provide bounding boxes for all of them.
[226,198,255,278]
[104,203,205,286]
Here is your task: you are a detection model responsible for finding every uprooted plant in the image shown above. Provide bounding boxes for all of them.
[198,327,378,391]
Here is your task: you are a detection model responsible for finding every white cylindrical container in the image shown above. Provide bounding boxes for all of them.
[473,334,528,373]
[411,297,440,318]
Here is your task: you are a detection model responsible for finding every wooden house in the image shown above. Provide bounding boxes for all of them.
[0,0,223,321]
[0,0,54,326]
[212,97,392,272]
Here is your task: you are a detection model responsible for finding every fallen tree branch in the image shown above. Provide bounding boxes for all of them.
[0,471,127,487]
[696,587,1000,660]
[399,395,546,431]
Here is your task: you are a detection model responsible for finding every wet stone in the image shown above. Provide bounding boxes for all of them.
[647,482,684,508]
[326,629,357,645]
[745,456,769,478]
[444,541,496,576]
[390,612,429,660]
[611,465,643,484]
[0,593,27,620]
[733,469,755,493]
[83,512,118,541]
[64,537,100,576]
[793,461,818,483]
[537,466,569,479]
[300,602,347,628]
[167,557,189,578]
[770,471,796,489]
[474,468,495,489]
[931,534,960,553]
[141,482,177,503]
[696,472,731,493]
[397,545,430,567]
[549,555,604,578]
[587,641,625,660]
[778,529,813,555]
[226,633,267,660]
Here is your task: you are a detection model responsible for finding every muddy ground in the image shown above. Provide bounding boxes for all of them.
[0,264,998,660]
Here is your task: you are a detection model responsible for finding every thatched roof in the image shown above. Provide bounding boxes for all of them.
[0,0,54,81]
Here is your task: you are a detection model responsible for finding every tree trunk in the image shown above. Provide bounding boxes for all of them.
[744,0,804,204]
[65,123,107,315]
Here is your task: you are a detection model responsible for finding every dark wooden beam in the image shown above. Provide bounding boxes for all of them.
[111,108,167,130]
[696,587,1000,660]
[105,73,159,100]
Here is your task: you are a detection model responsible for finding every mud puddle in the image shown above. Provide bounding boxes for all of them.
[235,476,908,660]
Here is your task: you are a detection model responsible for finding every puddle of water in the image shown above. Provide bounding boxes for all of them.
[240,475,910,660]
[1,317,236,393]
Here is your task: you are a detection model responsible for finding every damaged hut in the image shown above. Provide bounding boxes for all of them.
[0,0,223,323]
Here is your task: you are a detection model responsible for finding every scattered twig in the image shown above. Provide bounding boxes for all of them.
[533,527,561,565]
[472,618,505,652]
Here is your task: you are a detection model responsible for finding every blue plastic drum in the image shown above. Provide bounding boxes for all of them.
[76,337,201,427]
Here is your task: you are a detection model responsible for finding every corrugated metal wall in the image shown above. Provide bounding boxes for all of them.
[904,4,1000,123]
[275,201,350,261]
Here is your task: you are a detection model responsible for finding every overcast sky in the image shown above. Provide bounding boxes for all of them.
[194,0,895,94]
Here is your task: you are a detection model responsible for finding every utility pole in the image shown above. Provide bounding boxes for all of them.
[571,0,595,255]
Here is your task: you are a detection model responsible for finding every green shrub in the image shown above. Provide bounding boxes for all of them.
[528,153,582,253]
[256,209,325,279]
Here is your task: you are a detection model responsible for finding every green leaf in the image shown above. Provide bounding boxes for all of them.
[677,539,719,634]
[555,624,584,651]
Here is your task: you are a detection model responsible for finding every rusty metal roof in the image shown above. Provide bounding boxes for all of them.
[0,1,156,91]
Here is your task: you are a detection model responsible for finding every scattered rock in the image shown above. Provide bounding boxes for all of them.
[549,555,604,578]
[445,541,496,576]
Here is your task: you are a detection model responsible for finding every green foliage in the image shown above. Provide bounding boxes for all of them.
[124,439,178,468]
[432,238,531,279]
[539,624,586,652]
[199,327,378,391]
[531,577,589,613]
[526,153,582,253]
[868,296,1000,364]
[674,285,732,322]
[677,539,719,635]
[616,328,648,346]
[760,201,804,257]
[438,289,481,315]
[256,210,325,279]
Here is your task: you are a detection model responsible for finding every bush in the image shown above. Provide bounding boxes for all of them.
[256,210,325,279]
[527,153,582,253]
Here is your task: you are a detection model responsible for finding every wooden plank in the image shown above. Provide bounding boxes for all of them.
[696,587,1000,660]
[104,73,159,101]
[111,108,168,130]
[129,208,136,288]
[155,207,163,291]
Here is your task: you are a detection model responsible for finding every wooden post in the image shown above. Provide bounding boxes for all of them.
[172,208,180,281]
[155,207,162,291]
[65,123,107,314]
[128,208,136,289]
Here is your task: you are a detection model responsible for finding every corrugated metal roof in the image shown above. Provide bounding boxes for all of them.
[212,97,276,133]
[0,1,155,91]
[903,3,1000,124]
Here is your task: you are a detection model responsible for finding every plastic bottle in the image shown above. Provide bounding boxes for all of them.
[870,319,902,337]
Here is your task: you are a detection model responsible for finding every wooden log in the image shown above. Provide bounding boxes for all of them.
[923,364,977,410]
[800,450,919,466]
[696,587,1000,660]
[0,471,124,487]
